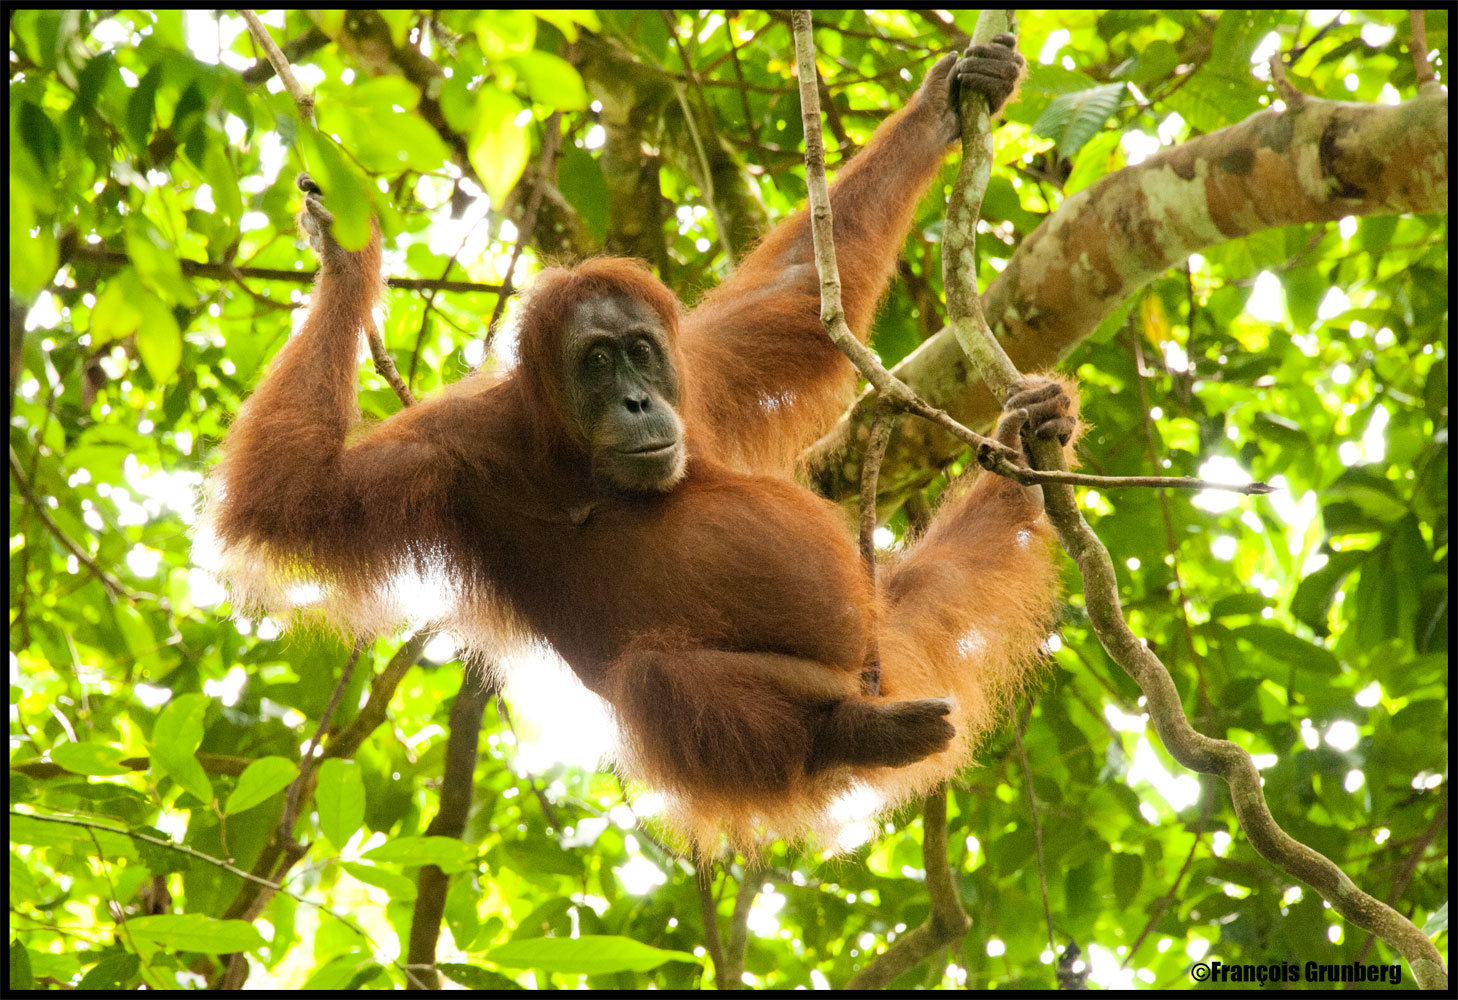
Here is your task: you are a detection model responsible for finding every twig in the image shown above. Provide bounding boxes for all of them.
[12,810,368,936]
[237,12,424,403]
[793,19,976,987]
[61,243,507,294]
[663,11,738,259]
[223,264,295,310]
[694,859,731,986]
[1287,13,1342,66]
[9,446,146,602]
[1011,708,1056,957]
[844,784,968,989]
[1349,792,1448,974]
[724,12,760,147]
[1128,328,1207,682]
[1122,790,1213,969]
[790,14,1003,450]
[236,10,314,124]
[240,25,327,85]
[770,11,938,51]
[1267,52,1307,107]
[724,865,761,988]
[366,317,415,407]
[1409,10,1439,90]
[408,216,484,387]
[325,630,431,760]
[222,640,365,987]
[408,669,495,989]
[942,11,1018,399]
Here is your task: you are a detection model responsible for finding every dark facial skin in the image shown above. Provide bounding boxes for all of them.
[563,296,687,493]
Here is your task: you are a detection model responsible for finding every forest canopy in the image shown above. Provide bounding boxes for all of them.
[8,9,1448,991]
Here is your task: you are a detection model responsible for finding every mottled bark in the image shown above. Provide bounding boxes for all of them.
[809,89,1449,502]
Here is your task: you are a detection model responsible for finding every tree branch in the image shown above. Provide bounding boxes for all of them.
[9,446,146,602]
[236,10,314,124]
[808,87,1449,502]
[62,242,506,295]
[845,785,968,989]
[407,669,495,989]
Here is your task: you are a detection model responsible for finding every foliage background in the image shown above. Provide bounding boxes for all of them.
[9,8,1448,990]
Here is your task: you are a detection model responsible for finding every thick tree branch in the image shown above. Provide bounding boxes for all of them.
[809,87,1449,502]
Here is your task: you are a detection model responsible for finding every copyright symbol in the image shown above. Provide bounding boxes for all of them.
[1191,963,1210,982]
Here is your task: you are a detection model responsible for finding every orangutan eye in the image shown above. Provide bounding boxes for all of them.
[584,348,611,374]
[628,338,653,366]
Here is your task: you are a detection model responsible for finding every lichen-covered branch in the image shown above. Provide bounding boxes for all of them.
[809,87,1449,501]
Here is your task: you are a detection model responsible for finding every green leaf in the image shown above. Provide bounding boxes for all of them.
[76,950,138,990]
[10,940,34,991]
[1031,83,1125,157]
[49,741,131,776]
[125,915,265,955]
[1252,411,1310,448]
[475,10,537,57]
[135,295,182,384]
[224,756,297,815]
[1422,901,1448,937]
[1209,593,1270,620]
[203,143,243,227]
[125,66,164,152]
[439,963,524,989]
[301,953,379,991]
[1291,550,1368,634]
[150,694,213,804]
[1231,624,1340,675]
[557,146,608,244]
[7,180,57,296]
[16,102,62,172]
[529,10,601,42]
[364,835,477,873]
[151,746,213,804]
[1064,129,1122,195]
[316,757,366,848]
[1127,39,1178,84]
[114,602,157,659]
[469,88,530,204]
[8,814,138,859]
[509,51,588,111]
[341,861,417,900]
[89,268,145,344]
[1325,470,1409,523]
[10,853,39,905]
[484,935,700,975]
[1111,851,1142,908]
[155,693,207,755]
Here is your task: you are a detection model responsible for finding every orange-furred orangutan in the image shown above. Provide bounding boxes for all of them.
[205,35,1078,849]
